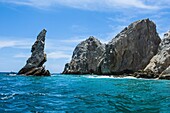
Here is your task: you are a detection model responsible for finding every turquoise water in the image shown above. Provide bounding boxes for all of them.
[0,73,170,113]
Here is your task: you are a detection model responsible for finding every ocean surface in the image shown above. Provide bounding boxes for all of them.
[0,73,169,113]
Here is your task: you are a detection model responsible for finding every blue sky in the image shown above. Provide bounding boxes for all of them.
[0,0,170,73]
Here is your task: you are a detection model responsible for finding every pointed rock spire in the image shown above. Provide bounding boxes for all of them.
[18,29,50,76]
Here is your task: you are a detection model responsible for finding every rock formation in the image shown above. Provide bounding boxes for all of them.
[132,70,159,79]
[159,66,170,80]
[18,29,50,76]
[63,19,161,75]
[63,36,105,74]
[99,19,161,74]
[145,31,170,79]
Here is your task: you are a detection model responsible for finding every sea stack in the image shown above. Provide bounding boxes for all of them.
[63,19,161,75]
[18,29,50,76]
[62,19,170,80]
[99,19,161,74]
[63,36,105,74]
[145,31,170,79]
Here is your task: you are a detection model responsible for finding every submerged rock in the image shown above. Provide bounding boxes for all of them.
[145,31,170,79]
[18,29,50,76]
[63,36,105,74]
[99,19,161,74]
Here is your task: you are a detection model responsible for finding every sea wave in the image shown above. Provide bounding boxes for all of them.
[84,75,137,79]
[8,74,17,76]
[1,93,16,100]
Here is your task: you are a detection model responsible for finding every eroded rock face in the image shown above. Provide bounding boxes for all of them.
[145,31,170,79]
[63,36,105,74]
[63,19,161,75]
[99,19,161,74]
[18,29,50,76]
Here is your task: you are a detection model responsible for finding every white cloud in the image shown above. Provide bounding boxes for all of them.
[48,51,71,59]
[0,0,159,10]
[14,51,71,59]
[0,39,32,49]
[0,37,78,61]
[0,41,17,48]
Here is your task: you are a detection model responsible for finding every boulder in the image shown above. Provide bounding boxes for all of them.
[145,31,170,79]
[159,66,170,80]
[62,36,105,74]
[132,70,159,79]
[99,19,161,74]
[18,29,50,76]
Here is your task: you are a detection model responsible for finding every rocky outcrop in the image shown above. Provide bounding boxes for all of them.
[18,29,50,76]
[63,19,161,75]
[145,31,170,79]
[159,66,170,80]
[132,70,159,79]
[99,19,161,74]
[63,36,105,74]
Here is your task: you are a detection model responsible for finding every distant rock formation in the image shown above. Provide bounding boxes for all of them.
[63,19,161,75]
[18,29,50,76]
[145,31,170,79]
[63,36,105,74]
[99,19,161,74]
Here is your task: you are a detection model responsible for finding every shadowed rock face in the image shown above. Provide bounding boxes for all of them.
[145,31,170,79]
[99,19,161,74]
[62,36,105,74]
[18,29,50,76]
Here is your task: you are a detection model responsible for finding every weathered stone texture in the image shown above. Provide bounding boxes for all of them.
[99,19,161,74]
[18,29,50,76]
[145,31,170,79]
[63,36,105,74]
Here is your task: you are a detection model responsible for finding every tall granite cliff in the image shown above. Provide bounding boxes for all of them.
[63,36,105,74]
[145,31,170,79]
[63,19,161,75]
[99,19,161,74]
[18,29,50,76]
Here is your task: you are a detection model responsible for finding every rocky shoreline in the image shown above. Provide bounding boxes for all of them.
[16,18,169,79]
[63,19,170,80]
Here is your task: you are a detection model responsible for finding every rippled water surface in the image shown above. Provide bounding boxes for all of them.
[0,73,170,112]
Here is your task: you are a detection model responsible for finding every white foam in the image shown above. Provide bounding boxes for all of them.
[124,76,137,79]
[8,74,17,76]
[84,75,137,79]
[1,93,15,100]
